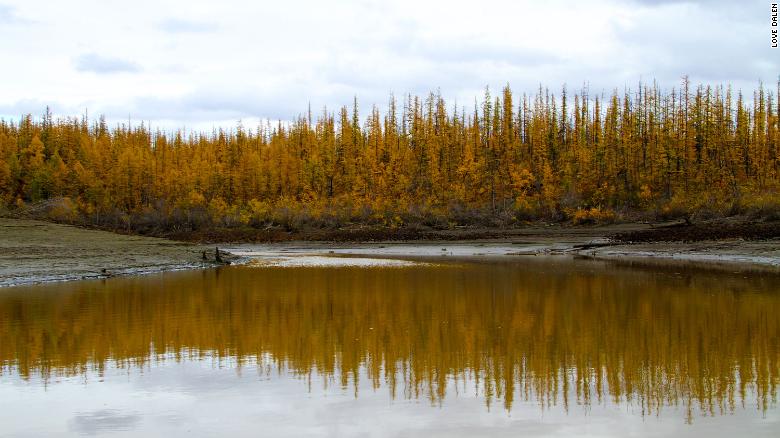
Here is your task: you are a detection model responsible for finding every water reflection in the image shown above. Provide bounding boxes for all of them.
[1,257,778,423]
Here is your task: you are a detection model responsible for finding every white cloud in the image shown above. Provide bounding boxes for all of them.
[0,3,22,23]
[0,0,776,131]
[159,18,218,33]
[74,53,141,74]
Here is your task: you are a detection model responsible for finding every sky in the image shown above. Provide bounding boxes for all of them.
[0,0,777,131]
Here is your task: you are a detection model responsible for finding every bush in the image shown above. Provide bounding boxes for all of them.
[45,197,79,223]
[571,207,616,225]
[742,193,780,221]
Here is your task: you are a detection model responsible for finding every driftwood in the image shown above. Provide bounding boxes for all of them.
[571,242,615,251]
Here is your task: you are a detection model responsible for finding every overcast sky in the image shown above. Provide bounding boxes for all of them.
[0,0,777,131]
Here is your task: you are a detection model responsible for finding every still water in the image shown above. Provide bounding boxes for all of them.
[1,256,778,437]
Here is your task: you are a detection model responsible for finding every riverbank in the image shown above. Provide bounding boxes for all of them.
[217,218,780,270]
[154,217,780,244]
[157,222,648,243]
[0,218,233,287]
[1,218,778,287]
[222,238,780,271]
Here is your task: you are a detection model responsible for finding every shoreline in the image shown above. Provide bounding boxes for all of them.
[1,218,778,288]
[0,218,235,288]
[222,239,780,272]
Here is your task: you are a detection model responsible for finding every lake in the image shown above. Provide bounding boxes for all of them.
[1,255,778,437]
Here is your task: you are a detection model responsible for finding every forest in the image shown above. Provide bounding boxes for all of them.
[1,78,779,235]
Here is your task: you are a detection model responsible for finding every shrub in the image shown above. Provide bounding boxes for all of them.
[742,192,780,221]
[571,207,616,225]
[45,197,79,223]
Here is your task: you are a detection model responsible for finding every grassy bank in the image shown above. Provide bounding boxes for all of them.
[0,218,230,287]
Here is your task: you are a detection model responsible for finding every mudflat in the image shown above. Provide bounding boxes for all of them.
[223,239,780,272]
[0,218,215,287]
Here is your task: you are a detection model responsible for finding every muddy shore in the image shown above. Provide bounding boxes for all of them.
[1,218,778,287]
[0,219,231,287]
[223,237,780,272]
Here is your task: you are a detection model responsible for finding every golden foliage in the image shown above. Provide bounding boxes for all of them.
[1,80,779,227]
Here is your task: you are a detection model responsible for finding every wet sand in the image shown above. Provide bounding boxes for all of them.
[577,240,780,270]
[225,236,780,271]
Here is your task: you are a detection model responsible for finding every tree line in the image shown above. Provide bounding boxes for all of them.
[1,77,778,232]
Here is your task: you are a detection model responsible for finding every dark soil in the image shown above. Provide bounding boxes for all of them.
[612,220,780,243]
[129,220,780,244]
[160,226,519,243]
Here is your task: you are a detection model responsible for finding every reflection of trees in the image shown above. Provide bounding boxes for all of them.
[1,261,778,420]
